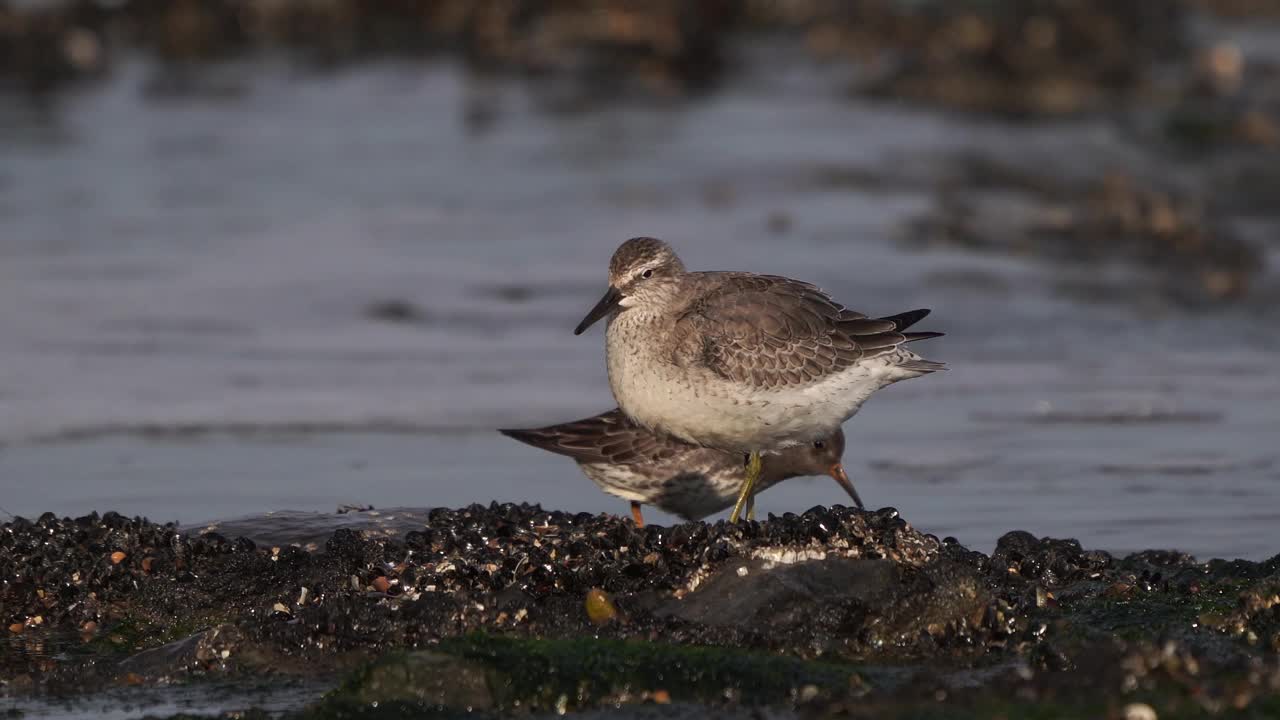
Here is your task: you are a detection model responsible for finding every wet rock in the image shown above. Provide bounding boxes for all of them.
[660,556,997,658]
[2,505,1280,716]
[334,651,497,711]
[1,0,740,102]
[666,557,901,627]
[0,0,1252,118]
[0,503,952,687]
[113,622,335,684]
[795,0,1189,116]
[1161,36,1280,159]
[903,169,1266,305]
[992,531,1111,587]
[1196,577,1280,649]
[315,636,861,716]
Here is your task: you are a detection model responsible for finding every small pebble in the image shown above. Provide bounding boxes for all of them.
[1124,703,1157,720]
[585,588,620,625]
[8,623,23,634]
[372,576,392,593]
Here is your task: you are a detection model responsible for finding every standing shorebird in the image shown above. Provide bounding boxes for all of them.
[573,237,943,522]
[499,409,859,526]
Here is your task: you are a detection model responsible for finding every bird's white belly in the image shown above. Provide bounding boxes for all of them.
[651,478,739,521]
[579,463,656,503]
[607,320,915,452]
[579,461,744,521]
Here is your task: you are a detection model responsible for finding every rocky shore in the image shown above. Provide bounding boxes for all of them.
[3,505,1279,717]
[0,0,1274,118]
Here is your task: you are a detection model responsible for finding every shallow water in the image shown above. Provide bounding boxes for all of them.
[2,48,1278,561]
[0,680,330,719]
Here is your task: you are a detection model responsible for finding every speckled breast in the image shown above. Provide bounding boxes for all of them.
[603,312,872,452]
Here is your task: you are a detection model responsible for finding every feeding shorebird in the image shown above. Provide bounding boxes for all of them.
[573,237,943,522]
[499,409,859,526]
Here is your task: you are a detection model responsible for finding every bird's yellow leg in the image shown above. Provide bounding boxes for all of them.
[729,451,762,523]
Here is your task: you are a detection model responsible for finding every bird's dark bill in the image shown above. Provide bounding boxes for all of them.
[828,464,865,510]
[574,286,623,335]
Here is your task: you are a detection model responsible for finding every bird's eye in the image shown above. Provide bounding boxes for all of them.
[641,269,653,279]
[813,440,825,449]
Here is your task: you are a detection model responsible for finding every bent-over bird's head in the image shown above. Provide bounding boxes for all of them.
[768,429,865,510]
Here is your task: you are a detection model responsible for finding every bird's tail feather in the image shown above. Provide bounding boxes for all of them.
[877,309,931,332]
[899,359,947,373]
[876,309,944,344]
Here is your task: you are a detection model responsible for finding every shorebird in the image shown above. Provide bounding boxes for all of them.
[573,237,943,522]
[499,409,859,526]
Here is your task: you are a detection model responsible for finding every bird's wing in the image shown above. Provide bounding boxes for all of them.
[671,273,932,390]
[499,409,689,465]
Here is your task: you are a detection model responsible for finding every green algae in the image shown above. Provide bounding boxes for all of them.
[439,633,869,704]
[308,633,877,716]
[1062,592,1238,641]
[1036,576,1255,650]
[82,612,230,658]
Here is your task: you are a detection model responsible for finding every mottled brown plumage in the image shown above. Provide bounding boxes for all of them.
[501,409,685,467]
[671,274,940,390]
[499,409,858,523]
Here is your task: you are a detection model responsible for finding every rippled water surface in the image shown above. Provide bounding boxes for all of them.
[2,52,1278,560]
[3,682,328,720]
